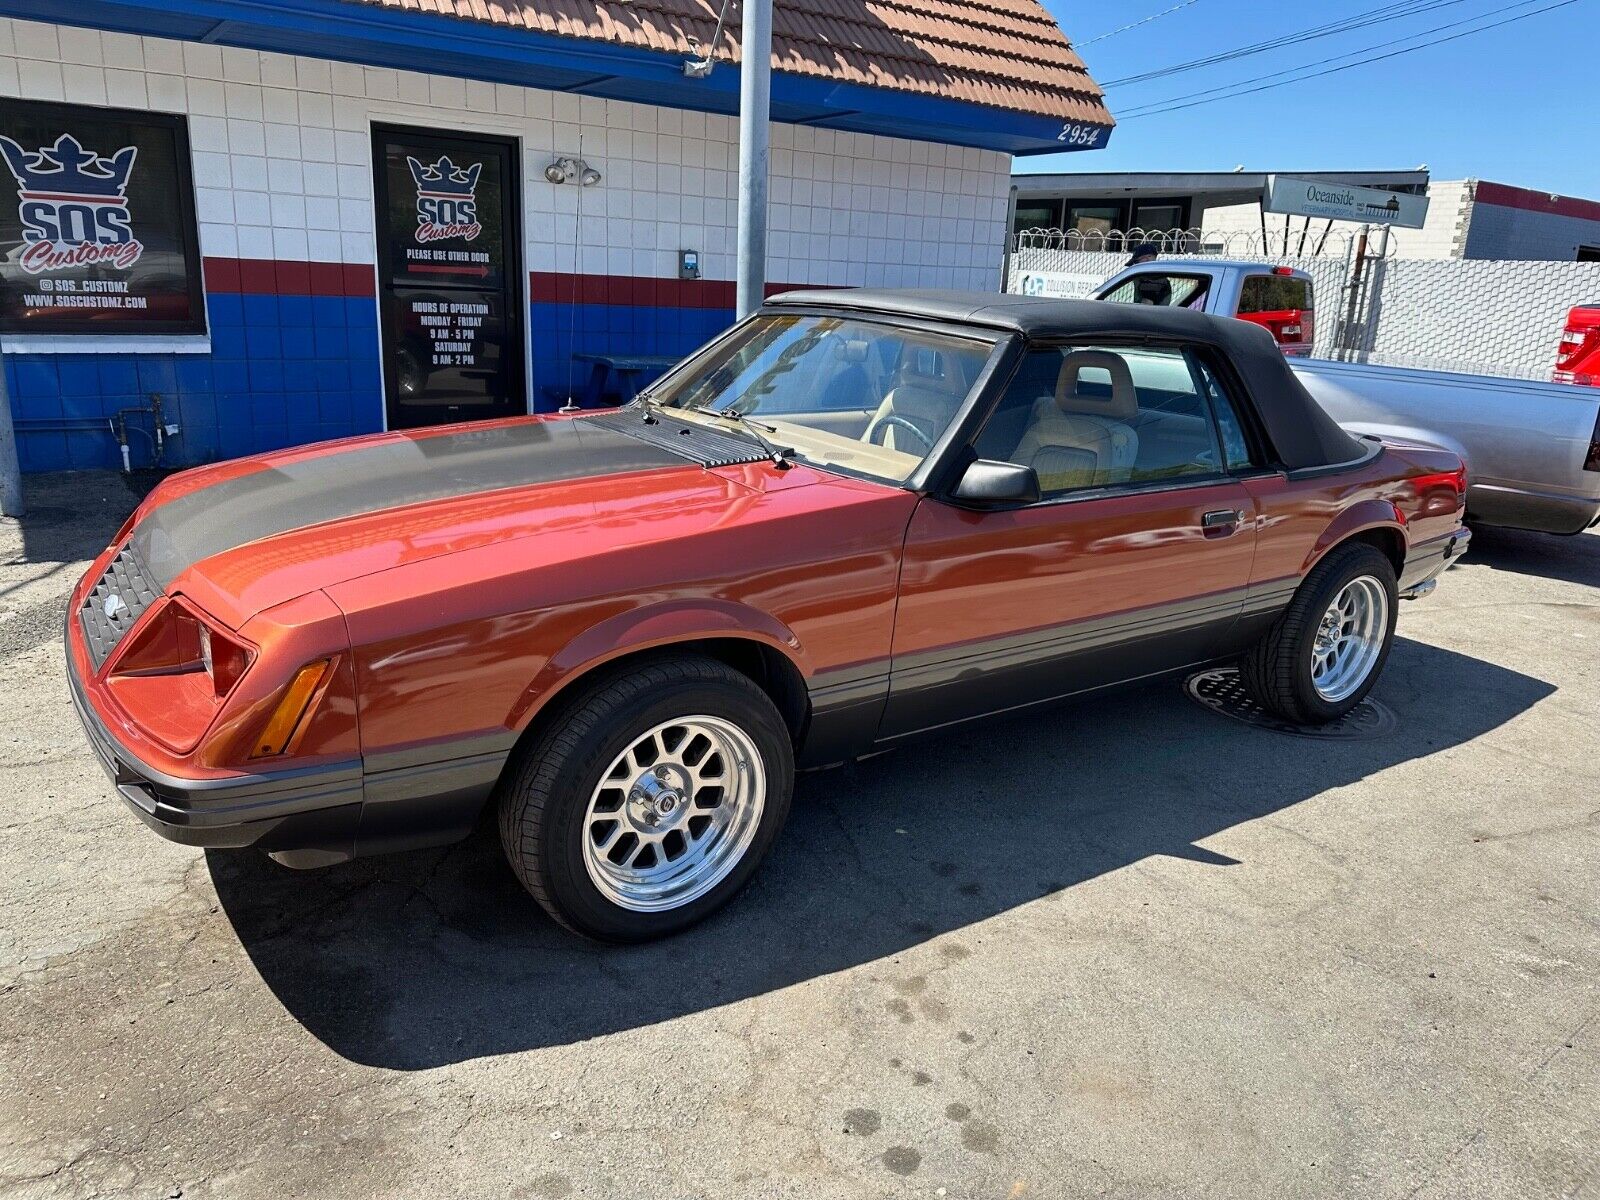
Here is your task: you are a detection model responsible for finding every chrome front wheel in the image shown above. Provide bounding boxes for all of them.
[1310,575,1390,703]
[580,715,767,914]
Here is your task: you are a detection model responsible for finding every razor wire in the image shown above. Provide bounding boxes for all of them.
[1006,227,1600,382]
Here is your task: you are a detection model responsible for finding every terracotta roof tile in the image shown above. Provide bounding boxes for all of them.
[353,0,1110,124]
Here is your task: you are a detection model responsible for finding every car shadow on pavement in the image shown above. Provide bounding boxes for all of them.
[1461,524,1600,588]
[208,635,1553,1069]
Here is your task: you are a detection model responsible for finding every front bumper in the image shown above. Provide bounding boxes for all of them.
[67,659,365,864]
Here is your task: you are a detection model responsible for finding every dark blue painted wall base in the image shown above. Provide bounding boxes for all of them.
[6,291,382,473]
[6,275,740,473]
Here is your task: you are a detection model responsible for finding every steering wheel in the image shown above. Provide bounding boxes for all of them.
[866,414,936,454]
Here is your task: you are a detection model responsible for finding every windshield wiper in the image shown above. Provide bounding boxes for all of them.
[705,407,795,469]
[633,390,664,424]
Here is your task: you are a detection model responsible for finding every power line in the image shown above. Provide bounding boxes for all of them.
[1076,0,1205,47]
[1101,0,1479,88]
[1115,0,1551,116]
[1116,0,1579,119]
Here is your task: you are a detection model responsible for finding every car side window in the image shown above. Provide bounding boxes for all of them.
[972,345,1226,498]
[1190,355,1256,471]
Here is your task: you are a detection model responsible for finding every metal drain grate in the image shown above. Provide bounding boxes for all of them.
[1184,667,1397,740]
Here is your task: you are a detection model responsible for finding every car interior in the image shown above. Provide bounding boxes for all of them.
[973,346,1225,494]
[663,317,1227,490]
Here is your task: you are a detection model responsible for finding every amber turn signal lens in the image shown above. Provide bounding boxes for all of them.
[252,659,332,758]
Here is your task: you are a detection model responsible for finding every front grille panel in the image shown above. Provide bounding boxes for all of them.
[80,544,160,669]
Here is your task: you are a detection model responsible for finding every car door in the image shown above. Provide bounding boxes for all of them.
[880,342,1259,740]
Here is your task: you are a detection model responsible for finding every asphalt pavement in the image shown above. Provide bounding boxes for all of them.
[1,471,1595,1199]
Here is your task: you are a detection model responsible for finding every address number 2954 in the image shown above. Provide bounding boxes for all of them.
[1057,123,1101,147]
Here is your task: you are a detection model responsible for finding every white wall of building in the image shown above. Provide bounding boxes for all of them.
[0,16,1012,292]
[1462,192,1600,260]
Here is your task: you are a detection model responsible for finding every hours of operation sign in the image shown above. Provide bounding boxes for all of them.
[374,126,524,428]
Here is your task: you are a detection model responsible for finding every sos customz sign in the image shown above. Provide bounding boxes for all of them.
[406,155,482,243]
[0,100,205,333]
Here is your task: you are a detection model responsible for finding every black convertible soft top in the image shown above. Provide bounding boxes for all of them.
[764,288,1366,472]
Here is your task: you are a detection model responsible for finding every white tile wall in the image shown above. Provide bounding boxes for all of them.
[1463,187,1600,261]
[0,17,1012,289]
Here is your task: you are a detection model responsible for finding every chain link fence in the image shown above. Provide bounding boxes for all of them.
[1006,228,1600,381]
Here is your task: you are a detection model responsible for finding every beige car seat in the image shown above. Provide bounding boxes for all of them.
[863,348,968,453]
[1014,350,1140,491]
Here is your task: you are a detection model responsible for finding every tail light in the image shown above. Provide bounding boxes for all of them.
[1555,305,1600,387]
[1410,464,1469,514]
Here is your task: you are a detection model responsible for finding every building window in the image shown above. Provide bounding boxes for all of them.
[1065,203,1122,247]
[1132,203,1186,234]
[0,99,205,335]
[1012,200,1064,237]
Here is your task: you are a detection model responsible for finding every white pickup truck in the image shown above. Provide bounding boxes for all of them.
[1093,259,1600,534]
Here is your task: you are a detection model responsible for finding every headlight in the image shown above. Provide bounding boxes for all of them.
[108,598,253,698]
[101,598,257,754]
[191,617,250,698]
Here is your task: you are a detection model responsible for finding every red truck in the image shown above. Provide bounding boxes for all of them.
[1554,303,1600,387]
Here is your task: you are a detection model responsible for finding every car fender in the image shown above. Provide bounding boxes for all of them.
[1305,498,1407,574]
[509,599,809,732]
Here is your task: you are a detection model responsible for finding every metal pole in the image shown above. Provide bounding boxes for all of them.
[1336,225,1370,362]
[735,0,772,319]
[0,340,21,517]
[1000,184,1018,292]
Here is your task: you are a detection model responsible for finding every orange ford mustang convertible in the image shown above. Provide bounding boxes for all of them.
[68,291,1469,940]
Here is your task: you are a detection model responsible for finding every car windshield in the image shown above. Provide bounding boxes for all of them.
[649,314,997,483]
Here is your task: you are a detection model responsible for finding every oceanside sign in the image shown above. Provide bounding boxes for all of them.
[1264,175,1429,229]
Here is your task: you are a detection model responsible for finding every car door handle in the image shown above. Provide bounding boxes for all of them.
[1202,509,1243,537]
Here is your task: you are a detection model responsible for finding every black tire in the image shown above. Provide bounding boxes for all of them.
[1240,542,1398,725]
[497,653,794,942]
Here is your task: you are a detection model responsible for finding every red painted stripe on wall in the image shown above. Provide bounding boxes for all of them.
[1473,181,1600,224]
[200,258,830,304]
[202,257,377,297]
[528,271,823,307]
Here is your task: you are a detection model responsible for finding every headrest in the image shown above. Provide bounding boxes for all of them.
[1055,350,1137,420]
[894,346,963,395]
[834,337,870,363]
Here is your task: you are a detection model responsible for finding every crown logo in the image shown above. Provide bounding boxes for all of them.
[406,155,481,197]
[0,134,137,199]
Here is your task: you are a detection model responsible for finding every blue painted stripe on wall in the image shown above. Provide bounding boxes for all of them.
[6,293,383,473]
[6,295,734,471]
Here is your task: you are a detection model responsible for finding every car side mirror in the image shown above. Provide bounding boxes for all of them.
[950,459,1041,506]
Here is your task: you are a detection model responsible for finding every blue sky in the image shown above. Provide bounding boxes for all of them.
[1025,0,1599,197]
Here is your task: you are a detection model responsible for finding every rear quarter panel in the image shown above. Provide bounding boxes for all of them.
[1242,440,1465,622]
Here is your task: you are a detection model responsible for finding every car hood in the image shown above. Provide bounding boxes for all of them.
[127,414,817,629]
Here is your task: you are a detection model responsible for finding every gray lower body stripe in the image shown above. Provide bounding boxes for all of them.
[890,585,1255,691]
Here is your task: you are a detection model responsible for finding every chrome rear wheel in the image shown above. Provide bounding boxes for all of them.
[1311,575,1389,703]
[580,715,766,913]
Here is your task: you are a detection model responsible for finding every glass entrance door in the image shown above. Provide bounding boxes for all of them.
[372,124,525,429]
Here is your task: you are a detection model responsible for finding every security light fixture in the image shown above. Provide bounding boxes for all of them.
[545,157,601,186]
